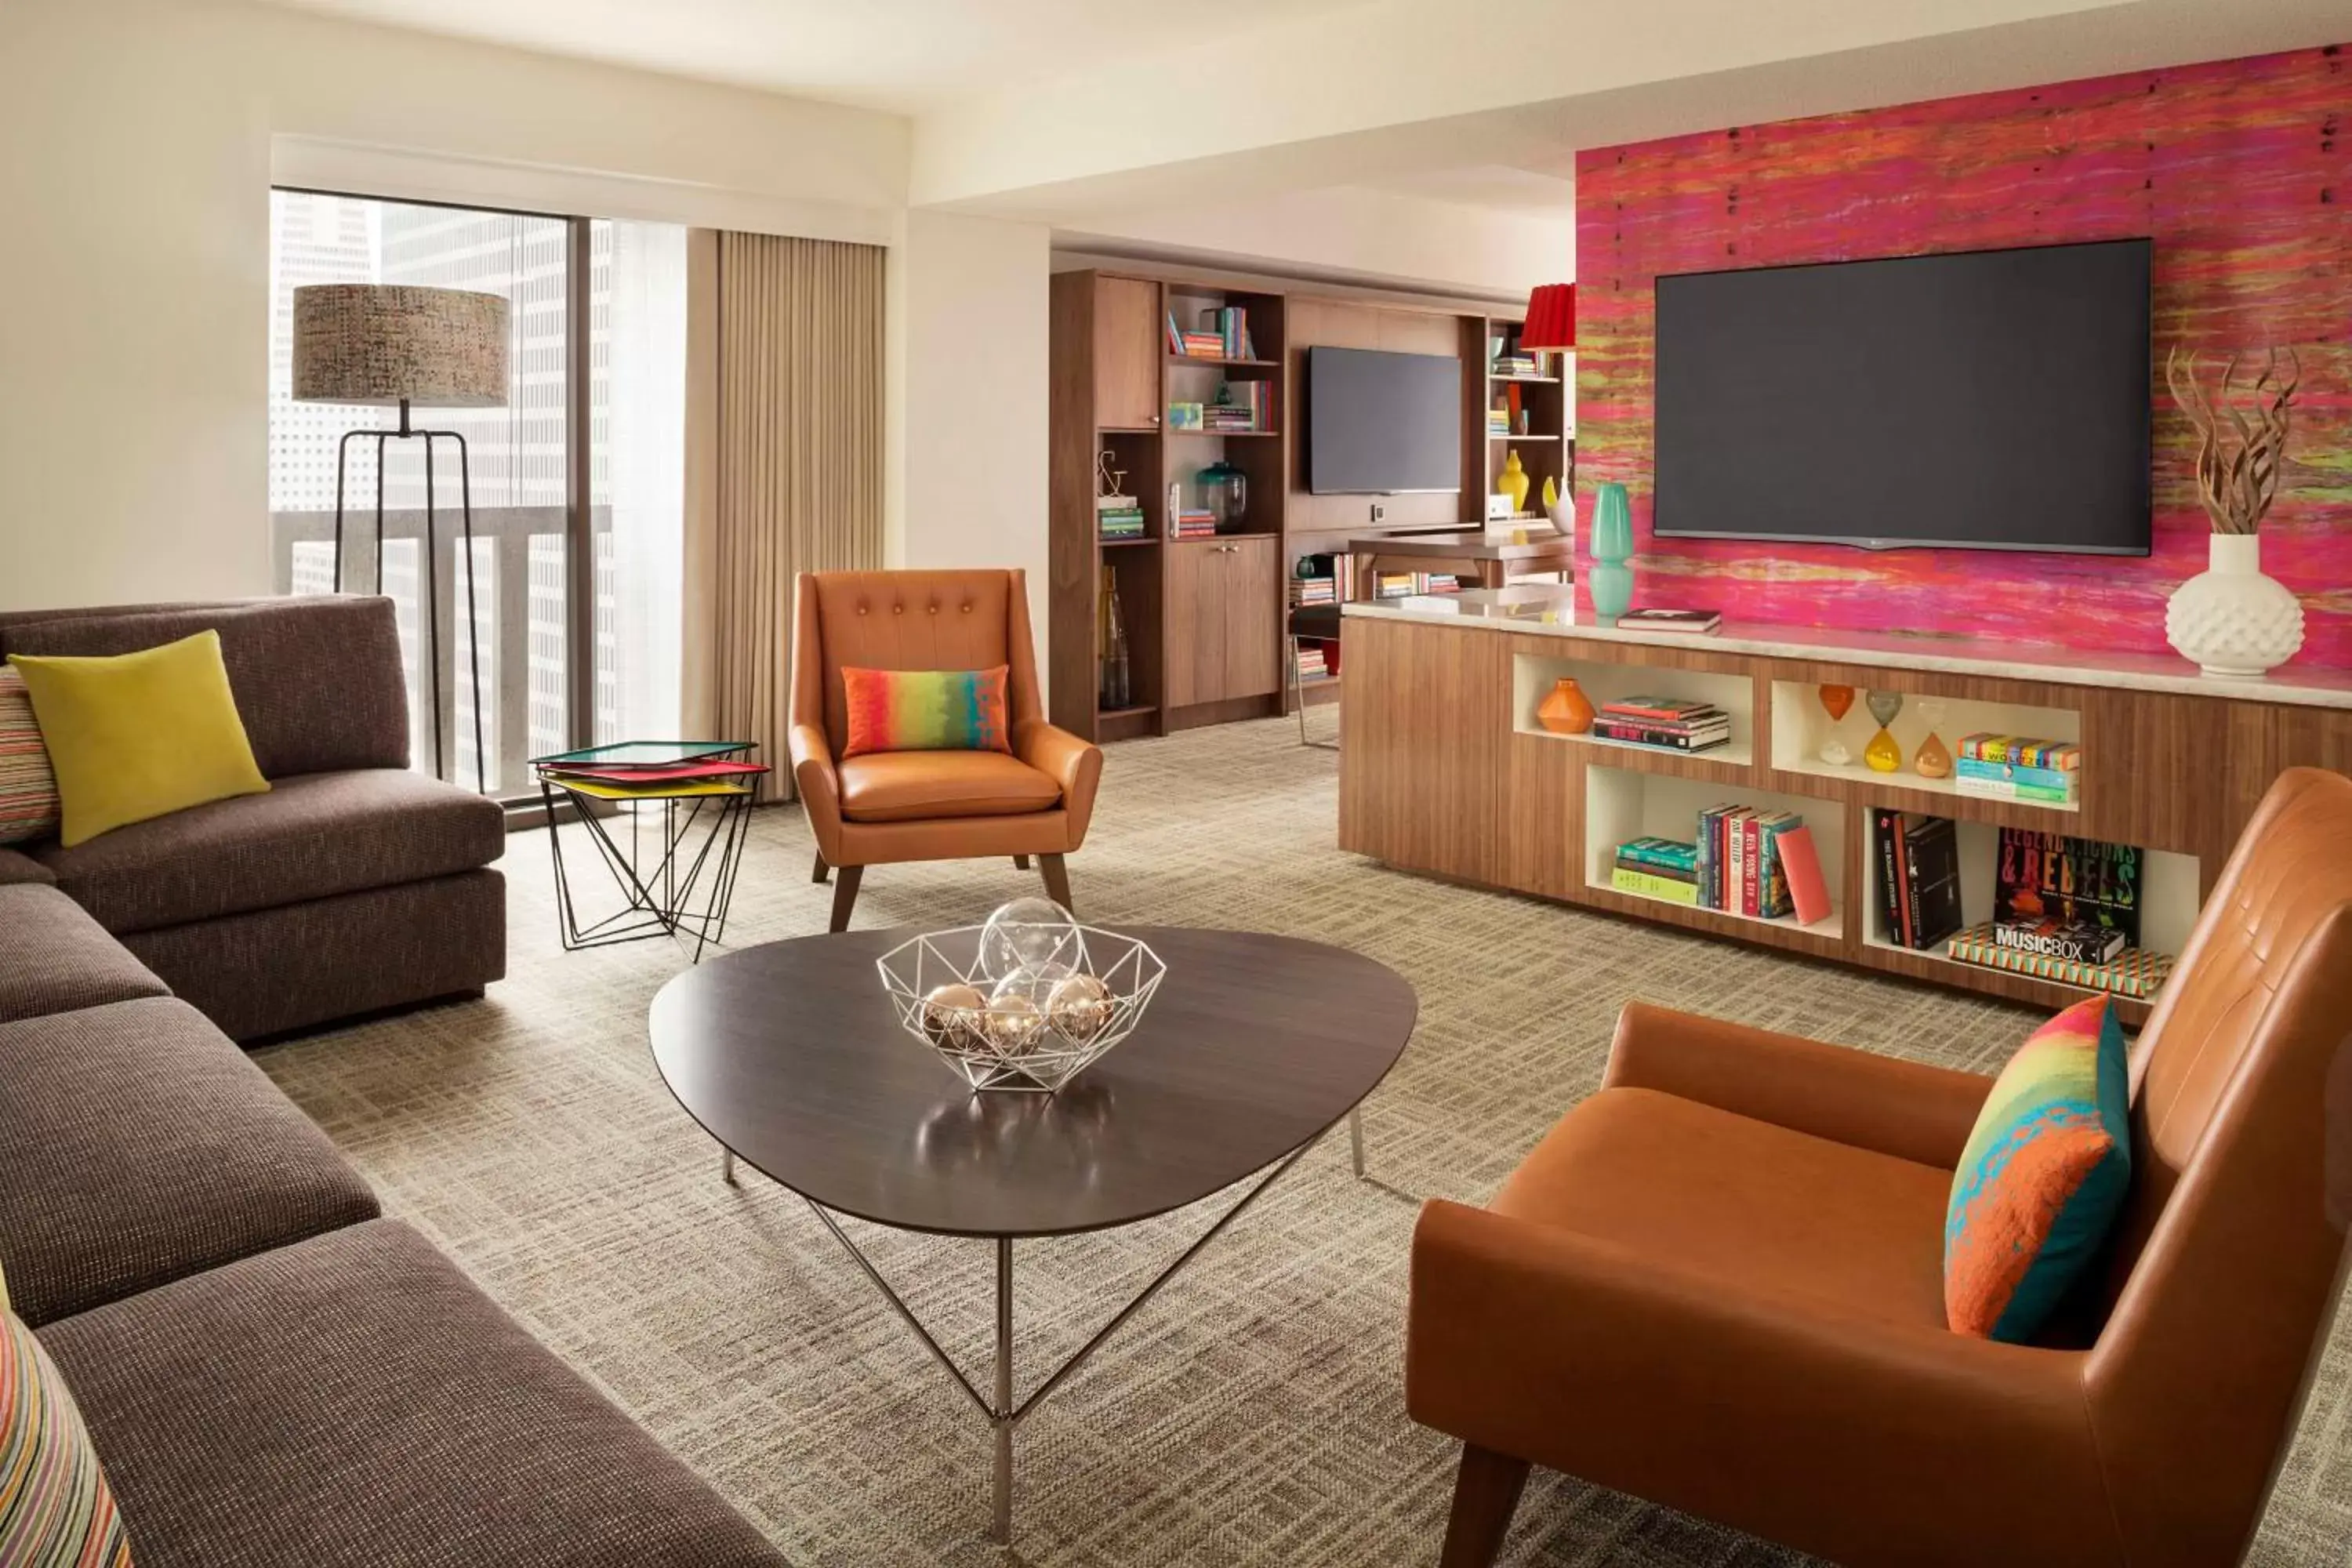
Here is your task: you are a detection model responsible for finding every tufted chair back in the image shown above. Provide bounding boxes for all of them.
[791,570,1044,757]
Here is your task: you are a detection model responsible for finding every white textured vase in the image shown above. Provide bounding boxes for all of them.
[2165,533,2304,678]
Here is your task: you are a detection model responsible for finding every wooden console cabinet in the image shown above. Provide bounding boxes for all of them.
[1339,602,2352,1023]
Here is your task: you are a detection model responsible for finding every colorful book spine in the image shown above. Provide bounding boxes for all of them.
[1955,759,2079,804]
[1587,720,1730,752]
[1958,734,2081,769]
[1613,866,1700,906]
[1617,836,1698,874]
[1945,922,2173,999]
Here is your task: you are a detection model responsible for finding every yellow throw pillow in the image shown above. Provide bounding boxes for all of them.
[7,630,270,848]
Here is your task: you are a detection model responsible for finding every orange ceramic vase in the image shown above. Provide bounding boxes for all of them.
[1537,677,1595,735]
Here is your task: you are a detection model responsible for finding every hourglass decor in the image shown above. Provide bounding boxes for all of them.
[1864,690,1905,773]
[1914,699,1954,779]
[1817,684,1856,766]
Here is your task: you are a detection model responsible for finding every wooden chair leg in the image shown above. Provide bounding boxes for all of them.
[811,851,830,884]
[1013,855,1030,870]
[828,865,863,932]
[1439,1444,1530,1568]
[1039,853,1073,912]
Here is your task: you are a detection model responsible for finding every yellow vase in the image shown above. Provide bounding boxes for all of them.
[1864,727,1904,773]
[1499,451,1530,516]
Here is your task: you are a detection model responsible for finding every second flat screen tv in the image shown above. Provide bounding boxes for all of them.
[1307,346,1464,494]
[1653,238,2151,554]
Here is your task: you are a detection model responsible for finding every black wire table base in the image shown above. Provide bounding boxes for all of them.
[540,780,755,964]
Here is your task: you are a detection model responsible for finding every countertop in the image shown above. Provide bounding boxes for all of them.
[1343,586,2352,711]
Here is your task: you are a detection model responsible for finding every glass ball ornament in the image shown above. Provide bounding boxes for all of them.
[1046,971,1115,1045]
[978,897,1081,981]
[985,962,1073,1056]
[918,982,986,1050]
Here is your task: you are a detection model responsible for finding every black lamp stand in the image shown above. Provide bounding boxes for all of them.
[330,397,488,793]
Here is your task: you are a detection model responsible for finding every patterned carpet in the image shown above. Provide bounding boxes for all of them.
[255,719,2352,1567]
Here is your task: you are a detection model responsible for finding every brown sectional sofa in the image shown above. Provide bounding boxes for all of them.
[0,854,785,1564]
[0,596,506,1039]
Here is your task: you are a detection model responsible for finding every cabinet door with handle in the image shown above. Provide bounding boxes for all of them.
[1092,277,1162,431]
[1218,537,1280,700]
[1163,541,1220,710]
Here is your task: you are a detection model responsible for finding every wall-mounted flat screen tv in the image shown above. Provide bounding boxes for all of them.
[1653,237,2151,554]
[1306,346,1464,494]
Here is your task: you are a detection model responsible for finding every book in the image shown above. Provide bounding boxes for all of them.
[1615,853,1696,884]
[1995,829,2140,947]
[1958,734,2080,769]
[1613,866,1700,905]
[1617,836,1699,874]
[1599,695,1723,724]
[1955,756,2080,804]
[1614,608,1722,634]
[1901,815,1963,949]
[1945,922,2173,1000]
[1776,825,1832,926]
[1587,720,1730,752]
[1994,920,2126,964]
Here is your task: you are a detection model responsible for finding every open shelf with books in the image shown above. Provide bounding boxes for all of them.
[1769,681,2083,811]
[1582,767,1846,943]
[1515,653,1754,768]
[1860,811,2195,1000]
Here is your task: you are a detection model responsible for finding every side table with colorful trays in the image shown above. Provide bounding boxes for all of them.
[531,741,768,960]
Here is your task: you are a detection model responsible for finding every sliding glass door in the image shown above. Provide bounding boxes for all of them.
[267,190,684,797]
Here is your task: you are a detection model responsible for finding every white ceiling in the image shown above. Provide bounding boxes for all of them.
[1355,165,1574,217]
[248,0,1369,115]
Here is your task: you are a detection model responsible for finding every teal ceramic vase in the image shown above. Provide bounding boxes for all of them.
[1588,481,1635,623]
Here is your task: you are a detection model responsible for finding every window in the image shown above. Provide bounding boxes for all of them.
[267,190,684,796]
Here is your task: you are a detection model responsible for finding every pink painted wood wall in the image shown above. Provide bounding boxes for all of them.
[1574,45,2351,668]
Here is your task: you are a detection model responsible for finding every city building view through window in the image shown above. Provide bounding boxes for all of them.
[268,190,684,794]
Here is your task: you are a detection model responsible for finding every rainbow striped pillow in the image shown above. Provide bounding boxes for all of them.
[2,1294,133,1567]
[1944,995,2131,1341]
[0,668,61,844]
[840,666,1011,759]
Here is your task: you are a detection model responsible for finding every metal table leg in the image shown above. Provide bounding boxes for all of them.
[992,1236,1014,1544]
[792,1127,1330,1546]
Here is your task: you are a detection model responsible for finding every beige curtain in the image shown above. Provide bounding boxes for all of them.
[683,229,884,803]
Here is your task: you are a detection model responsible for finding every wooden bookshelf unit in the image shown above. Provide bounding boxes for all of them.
[1339,595,2352,1023]
[1048,265,1568,742]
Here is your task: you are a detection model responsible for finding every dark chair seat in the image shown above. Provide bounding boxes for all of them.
[0,882,170,1023]
[35,768,504,935]
[39,1219,786,1568]
[0,996,378,1325]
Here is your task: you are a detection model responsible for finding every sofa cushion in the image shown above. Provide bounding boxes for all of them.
[0,597,408,779]
[1944,994,2131,1342]
[837,750,1062,823]
[34,768,504,936]
[9,630,274,848]
[0,884,170,1023]
[0,997,379,1326]
[2,1303,132,1568]
[38,1219,786,1568]
[0,665,60,844]
[1494,1086,1952,1328]
[0,844,56,885]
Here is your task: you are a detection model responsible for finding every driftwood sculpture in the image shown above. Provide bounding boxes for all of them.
[2165,345,2299,535]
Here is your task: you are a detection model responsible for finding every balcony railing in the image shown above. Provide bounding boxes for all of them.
[272,506,608,796]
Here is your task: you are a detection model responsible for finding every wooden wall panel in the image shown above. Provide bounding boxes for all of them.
[1285,298,1473,537]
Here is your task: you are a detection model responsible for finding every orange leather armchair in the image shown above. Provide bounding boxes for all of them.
[789,568,1102,931]
[1410,767,2352,1568]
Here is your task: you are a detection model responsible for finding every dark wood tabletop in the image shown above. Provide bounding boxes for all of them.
[648,927,1417,1238]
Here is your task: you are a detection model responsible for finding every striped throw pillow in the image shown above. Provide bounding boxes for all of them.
[1,1300,134,1567]
[840,666,1011,759]
[0,667,60,844]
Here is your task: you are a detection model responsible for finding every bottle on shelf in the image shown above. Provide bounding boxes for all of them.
[1100,565,1133,710]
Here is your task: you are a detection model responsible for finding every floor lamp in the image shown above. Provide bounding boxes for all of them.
[292,284,510,793]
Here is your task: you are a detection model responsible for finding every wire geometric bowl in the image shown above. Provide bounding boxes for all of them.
[876,924,1166,1093]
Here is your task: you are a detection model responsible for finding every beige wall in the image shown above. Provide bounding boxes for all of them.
[884,210,1054,655]
[0,0,907,612]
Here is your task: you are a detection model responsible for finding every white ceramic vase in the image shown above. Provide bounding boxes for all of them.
[2165,533,2303,678]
